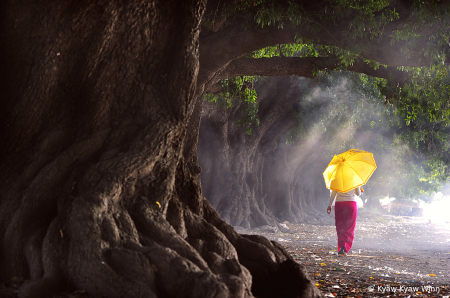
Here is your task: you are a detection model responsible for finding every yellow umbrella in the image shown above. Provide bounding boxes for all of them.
[323,149,376,193]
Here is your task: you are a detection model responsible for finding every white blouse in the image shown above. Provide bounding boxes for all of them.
[328,187,361,207]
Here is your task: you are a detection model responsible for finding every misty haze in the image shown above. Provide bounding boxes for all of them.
[198,72,450,296]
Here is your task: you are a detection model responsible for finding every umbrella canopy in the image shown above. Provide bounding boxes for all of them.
[323,149,376,193]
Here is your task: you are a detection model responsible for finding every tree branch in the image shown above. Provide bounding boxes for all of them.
[199,1,446,87]
[218,57,410,84]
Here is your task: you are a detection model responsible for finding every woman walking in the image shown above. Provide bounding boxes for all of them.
[323,149,376,255]
[327,187,361,256]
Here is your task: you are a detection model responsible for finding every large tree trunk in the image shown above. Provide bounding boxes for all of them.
[0,1,322,298]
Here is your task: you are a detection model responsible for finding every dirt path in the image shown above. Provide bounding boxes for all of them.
[244,211,450,297]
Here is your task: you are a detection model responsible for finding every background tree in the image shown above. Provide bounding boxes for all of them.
[199,76,316,228]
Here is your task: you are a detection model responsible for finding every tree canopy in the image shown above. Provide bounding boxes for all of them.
[200,0,450,124]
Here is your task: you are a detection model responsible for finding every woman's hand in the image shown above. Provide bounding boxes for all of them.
[327,206,332,214]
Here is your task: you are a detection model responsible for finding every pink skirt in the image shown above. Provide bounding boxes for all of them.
[334,201,357,253]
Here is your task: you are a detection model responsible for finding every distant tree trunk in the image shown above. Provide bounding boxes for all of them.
[0,1,322,298]
[198,76,335,228]
[198,77,326,228]
[262,139,331,225]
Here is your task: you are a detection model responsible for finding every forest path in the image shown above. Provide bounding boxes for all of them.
[249,211,450,297]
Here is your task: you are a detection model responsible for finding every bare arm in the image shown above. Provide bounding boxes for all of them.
[329,190,337,207]
[327,190,337,214]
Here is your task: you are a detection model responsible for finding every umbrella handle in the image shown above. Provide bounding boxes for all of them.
[361,187,364,193]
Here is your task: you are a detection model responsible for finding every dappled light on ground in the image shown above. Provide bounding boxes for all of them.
[249,211,450,297]
[287,245,448,297]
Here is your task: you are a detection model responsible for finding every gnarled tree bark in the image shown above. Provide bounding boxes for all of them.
[0,1,322,297]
